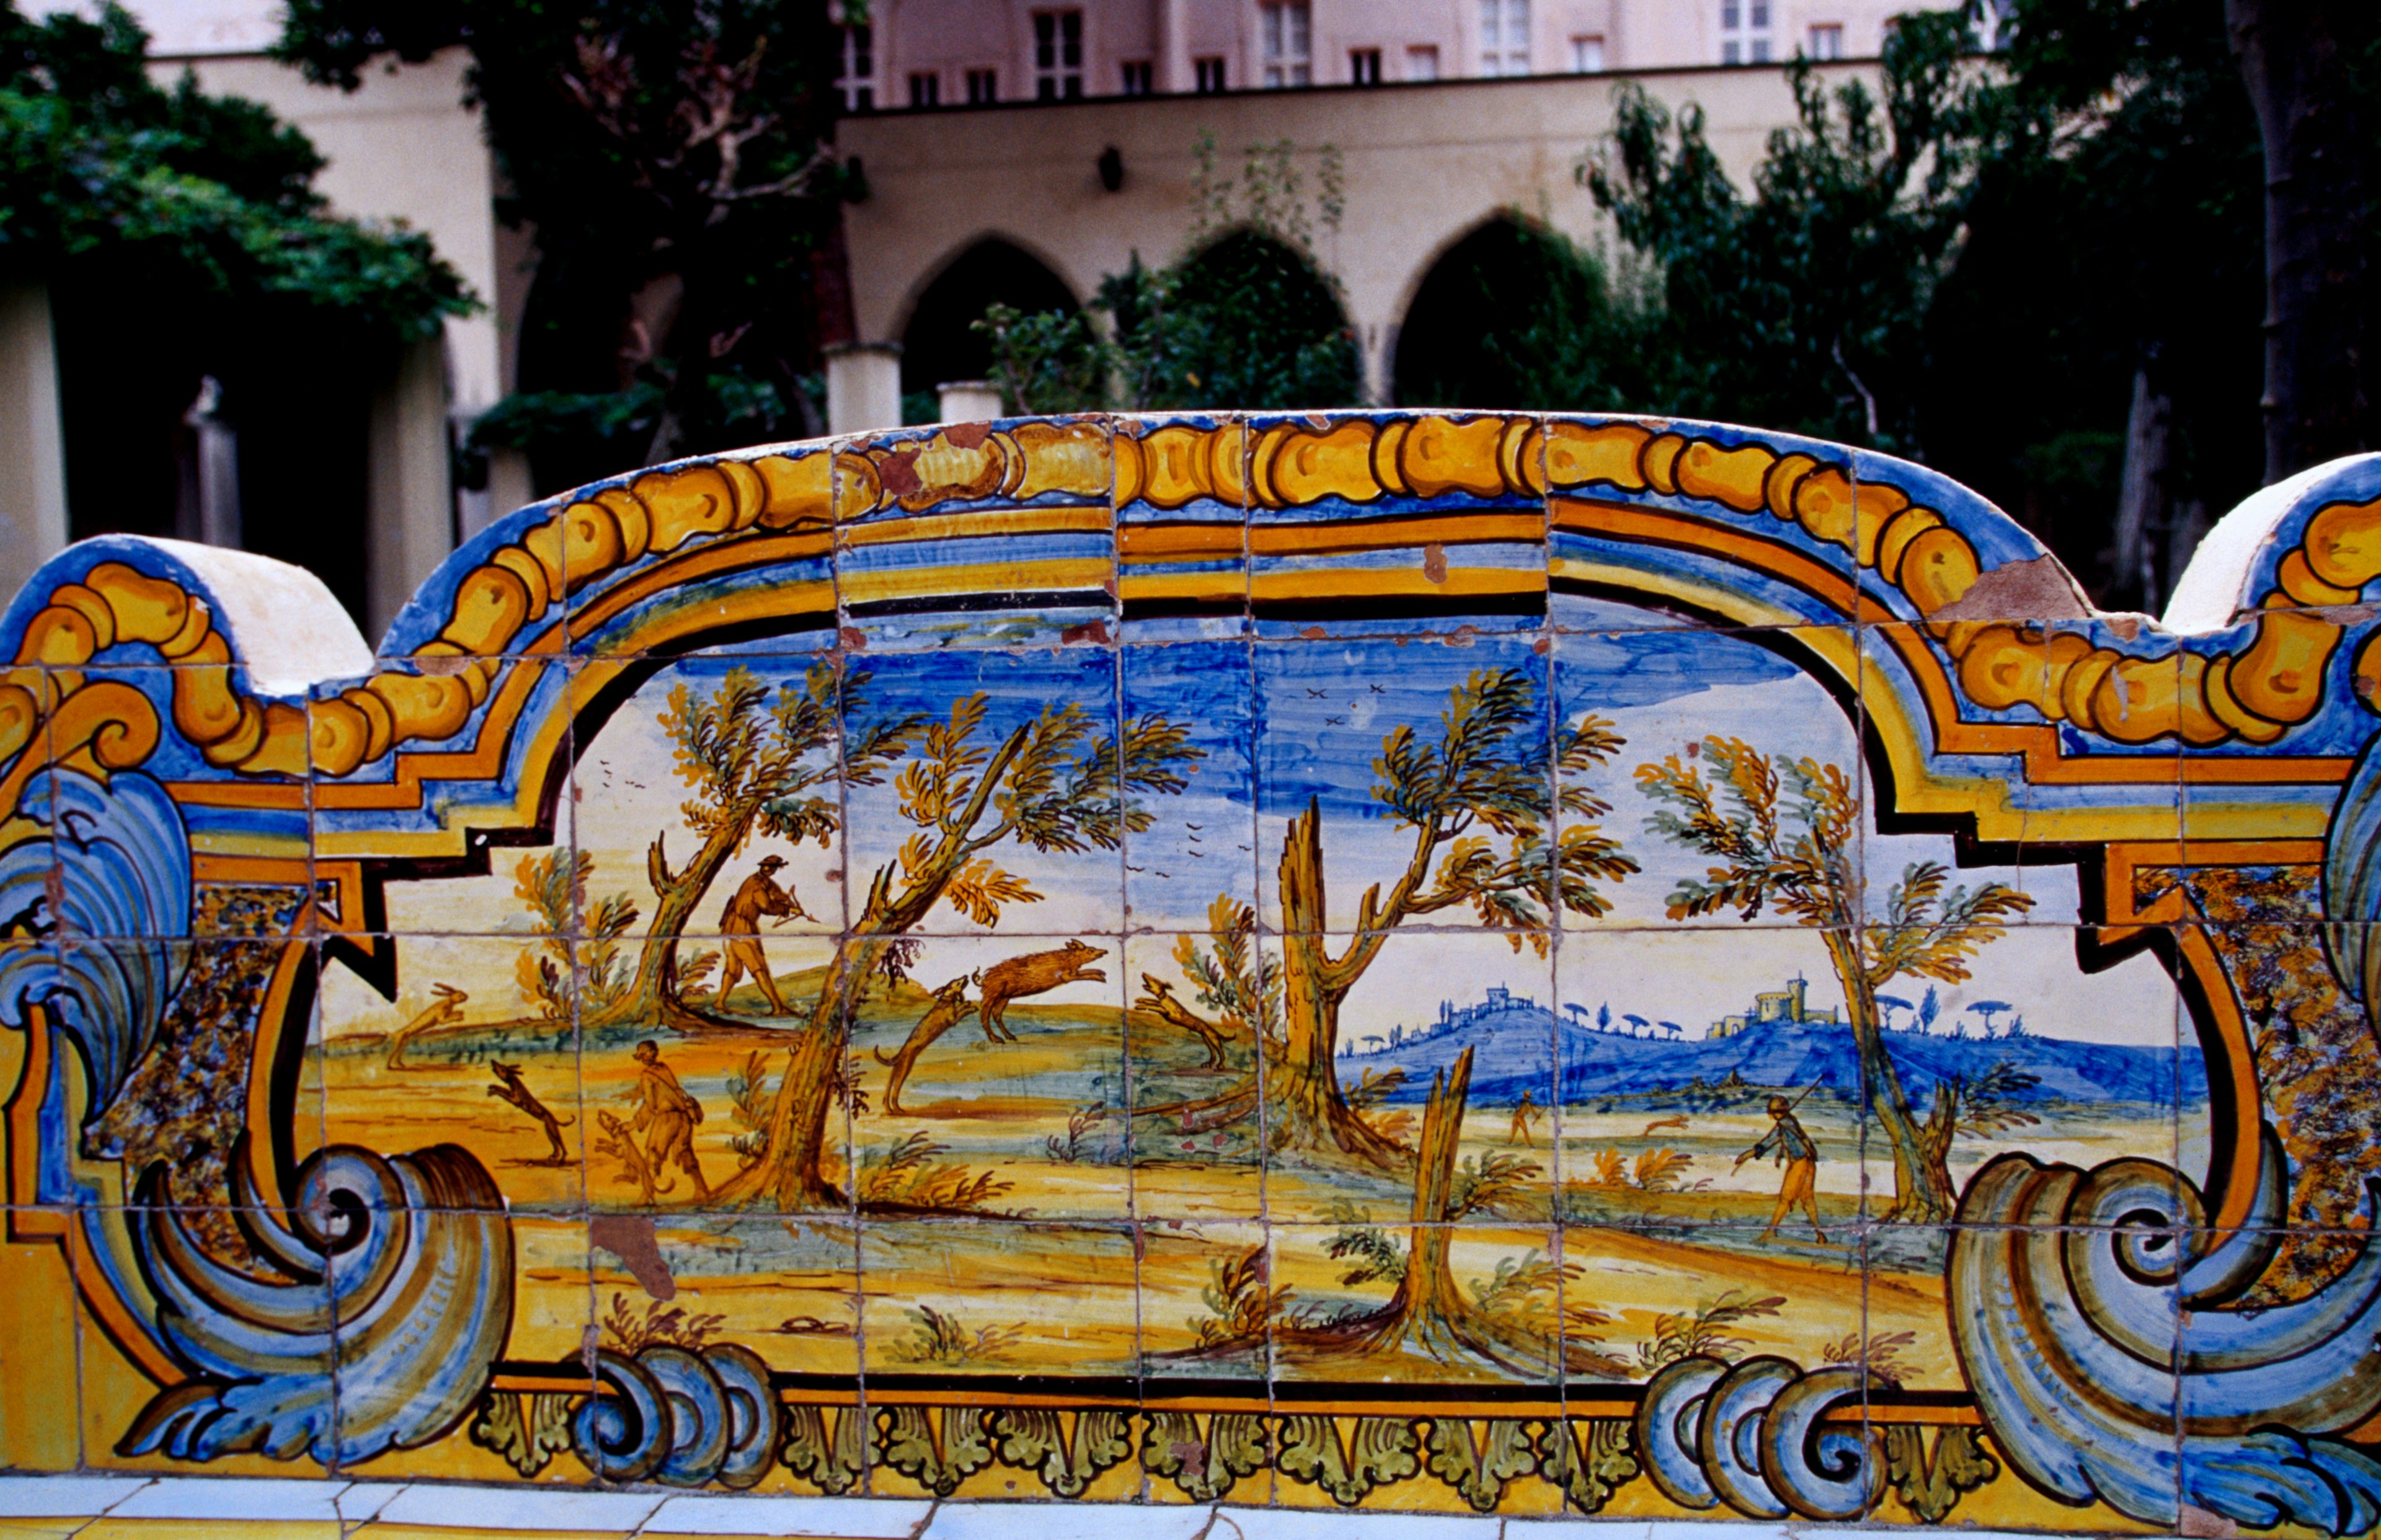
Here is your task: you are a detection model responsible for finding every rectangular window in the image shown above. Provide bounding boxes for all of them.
[837,23,874,112]
[1120,58,1152,95]
[966,68,998,104]
[1478,0,1530,76]
[907,71,939,107]
[1720,0,1770,64]
[1571,33,1604,71]
[1350,46,1382,84]
[1034,10,1083,100]
[1405,44,1439,81]
[1808,23,1843,59]
[1194,55,1226,92]
[1260,2,1312,88]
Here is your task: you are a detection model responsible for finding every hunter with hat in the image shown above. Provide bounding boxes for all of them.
[1735,1089,1827,1244]
[715,854,809,1014]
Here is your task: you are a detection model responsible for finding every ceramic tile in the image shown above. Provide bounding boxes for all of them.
[835,418,1115,651]
[557,448,841,660]
[644,1490,933,1536]
[1543,417,1861,635]
[0,1477,148,1516]
[1124,932,1262,1223]
[0,1212,85,1471]
[1262,930,1554,1228]
[308,654,577,867]
[1137,1218,1268,1384]
[316,934,584,1214]
[859,1219,1139,1380]
[1856,927,2188,1226]
[69,1211,332,1481]
[1116,414,1249,643]
[1554,926,1862,1231]
[1552,624,1863,934]
[1255,631,1553,936]
[367,1481,662,1530]
[570,650,847,947]
[73,1520,340,1539]
[923,1500,1214,1540]
[104,1477,346,1521]
[1246,411,1547,642]
[838,646,1125,937]
[1122,638,1259,932]
[8,415,2372,1533]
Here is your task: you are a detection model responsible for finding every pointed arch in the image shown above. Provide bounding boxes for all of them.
[896,236,1080,403]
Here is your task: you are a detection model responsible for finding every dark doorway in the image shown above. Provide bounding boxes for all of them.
[898,240,1076,418]
[52,263,379,630]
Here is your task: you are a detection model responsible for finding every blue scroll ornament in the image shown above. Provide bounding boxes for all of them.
[0,768,191,1125]
[0,764,517,1466]
[1942,733,2381,1536]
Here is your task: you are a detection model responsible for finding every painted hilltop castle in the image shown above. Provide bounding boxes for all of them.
[1709,973,1841,1040]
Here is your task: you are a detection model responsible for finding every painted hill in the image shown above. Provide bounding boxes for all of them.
[1343,994,2206,1108]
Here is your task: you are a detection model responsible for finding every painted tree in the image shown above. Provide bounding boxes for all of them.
[717,690,1201,1210]
[1274,667,1637,1168]
[596,661,910,1030]
[515,849,640,1021]
[1272,1047,1626,1377]
[1636,735,2033,1221]
[1138,666,1636,1170]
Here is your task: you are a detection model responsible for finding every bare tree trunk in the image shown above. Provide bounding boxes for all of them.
[1274,800,1410,1170]
[2227,0,2370,482]
[590,812,755,1030]
[712,941,870,1211]
[1820,933,1953,1221]
[2109,365,2170,613]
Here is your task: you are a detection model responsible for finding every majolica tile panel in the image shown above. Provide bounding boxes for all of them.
[0,415,2375,1529]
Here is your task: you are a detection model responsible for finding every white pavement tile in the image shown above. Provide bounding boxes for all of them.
[923,1500,1213,1540]
[0,1477,152,1517]
[334,1481,412,1526]
[373,1483,664,1531]
[108,1476,350,1521]
[644,1494,938,1536]
[1210,1510,1501,1540]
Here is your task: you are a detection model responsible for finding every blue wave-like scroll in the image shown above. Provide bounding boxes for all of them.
[120,1142,515,1466]
[1949,1133,2381,1534]
[0,768,191,1124]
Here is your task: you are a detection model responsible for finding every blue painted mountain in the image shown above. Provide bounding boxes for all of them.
[1342,991,2206,1107]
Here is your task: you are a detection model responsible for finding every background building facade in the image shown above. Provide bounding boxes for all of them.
[9,0,1956,640]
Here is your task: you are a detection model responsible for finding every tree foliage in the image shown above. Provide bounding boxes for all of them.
[1636,735,2035,986]
[277,0,849,483]
[978,135,1360,415]
[0,3,468,335]
[1636,733,2032,1221]
[1355,667,1638,954]
[513,848,639,1020]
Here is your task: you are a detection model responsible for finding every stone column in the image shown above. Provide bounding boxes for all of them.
[366,334,453,647]
[936,380,1004,422]
[825,342,903,435]
[0,285,69,598]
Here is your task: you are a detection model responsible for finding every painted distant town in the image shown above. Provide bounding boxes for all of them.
[1342,975,2206,1113]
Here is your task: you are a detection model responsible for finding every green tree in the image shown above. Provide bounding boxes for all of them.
[1391,217,1672,412]
[275,0,849,488]
[1634,735,2033,1221]
[0,4,467,336]
[977,135,1360,415]
[1584,35,1972,457]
